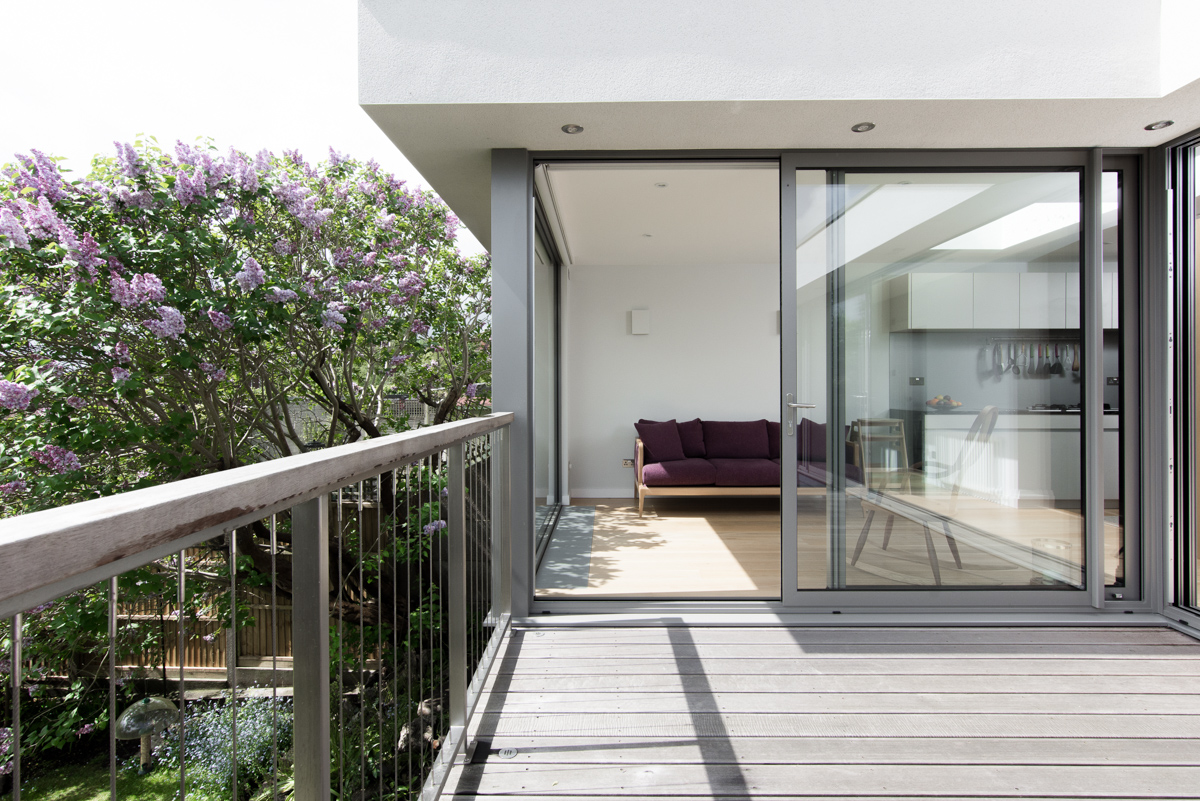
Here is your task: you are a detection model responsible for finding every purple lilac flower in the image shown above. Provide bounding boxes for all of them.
[254,149,272,172]
[65,396,86,409]
[114,142,144,179]
[273,180,332,231]
[328,147,347,166]
[76,723,95,737]
[112,342,131,364]
[0,480,27,495]
[466,383,479,399]
[20,196,62,239]
[207,309,233,331]
[377,212,395,231]
[388,354,410,367]
[410,320,430,336]
[110,272,165,307]
[369,318,386,330]
[34,445,82,473]
[235,257,265,292]
[322,305,347,332]
[200,363,227,382]
[386,253,407,268]
[273,239,295,256]
[397,271,425,297]
[0,380,39,411]
[143,306,186,339]
[266,287,298,303]
[423,520,448,536]
[72,233,103,281]
[445,212,460,238]
[0,209,30,249]
[174,170,199,206]
[112,366,131,382]
[362,251,377,268]
[346,280,373,296]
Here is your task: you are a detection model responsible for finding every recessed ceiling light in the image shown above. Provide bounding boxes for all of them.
[561,124,584,134]
[851,122,876,133]
[1145,120,1174,131]
[654,182,668,188]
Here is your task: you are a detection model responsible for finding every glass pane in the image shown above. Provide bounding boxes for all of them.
[796,170,1086,589]
[1102,172,1124,588]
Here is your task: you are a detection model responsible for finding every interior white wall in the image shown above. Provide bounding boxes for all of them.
[567,262,780,498]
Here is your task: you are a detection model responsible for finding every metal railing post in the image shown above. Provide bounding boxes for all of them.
[448,442,468,749]
[291,495,331,801]
[492,428,512,618]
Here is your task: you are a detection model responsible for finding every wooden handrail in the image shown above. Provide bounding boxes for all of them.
[0,412,513,618]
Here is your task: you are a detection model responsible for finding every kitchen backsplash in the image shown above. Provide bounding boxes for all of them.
[888,330,1121,412]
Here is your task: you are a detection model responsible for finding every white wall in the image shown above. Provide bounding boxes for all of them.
[566,262,780,498]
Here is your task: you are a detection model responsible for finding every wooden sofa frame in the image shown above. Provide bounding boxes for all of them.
[635,438,823,516]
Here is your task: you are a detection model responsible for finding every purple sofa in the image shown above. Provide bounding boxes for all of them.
[634,418,863,515]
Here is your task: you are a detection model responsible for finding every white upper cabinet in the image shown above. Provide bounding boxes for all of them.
[890,273,973,330]
[973,273,1020,329]
[890,270,1112,331]
[1019,272,1067,329]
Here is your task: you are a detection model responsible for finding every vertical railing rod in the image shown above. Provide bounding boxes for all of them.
[10,612,21,801]
[375,478,383,801]
[291,495,331,801]
[336,487,344,801]
[178,550,187,801]
[356,481,365,793]
[269,514,278,801]
[229,532,237,801]
[448,441,467,754]
[108,577,117,801]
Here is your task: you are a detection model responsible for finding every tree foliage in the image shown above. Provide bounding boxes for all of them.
[0,140,490,515]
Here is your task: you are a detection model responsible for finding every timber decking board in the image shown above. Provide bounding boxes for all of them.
[449,626,1200,800]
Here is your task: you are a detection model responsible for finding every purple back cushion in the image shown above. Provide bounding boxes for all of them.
[640,418,706,458]
[635,420,685,463]
[799,418,827,463]
[766,421,781,459]
[701,420,770,459]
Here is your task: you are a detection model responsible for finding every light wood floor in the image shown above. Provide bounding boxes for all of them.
[537,497,1121,599]
[449,625,1200,800]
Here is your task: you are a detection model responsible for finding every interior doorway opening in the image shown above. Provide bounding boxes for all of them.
[532,161,784,600]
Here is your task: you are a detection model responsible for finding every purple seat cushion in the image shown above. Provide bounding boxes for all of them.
[641,418,705,457]
[710,457,779,487]
[702,420,770,459]
[635,420,685,463]
[767,421,781,459]
[799,417,827,462]
[642,458,717,487]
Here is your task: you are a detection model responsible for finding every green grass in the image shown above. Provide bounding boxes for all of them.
[2,754,181,801]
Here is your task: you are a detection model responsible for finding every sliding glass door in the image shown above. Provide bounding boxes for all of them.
[781,154,1134,606]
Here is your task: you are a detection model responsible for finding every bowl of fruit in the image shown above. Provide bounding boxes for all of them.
[926,395,963,409]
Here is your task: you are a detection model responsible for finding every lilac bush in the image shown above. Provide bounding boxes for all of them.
[0,140,485,515]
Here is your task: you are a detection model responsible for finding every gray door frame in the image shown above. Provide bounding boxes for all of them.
[497,147,1159,618]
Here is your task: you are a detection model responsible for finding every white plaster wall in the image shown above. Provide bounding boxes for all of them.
[360,1,1177,105]
[566,262,780,498]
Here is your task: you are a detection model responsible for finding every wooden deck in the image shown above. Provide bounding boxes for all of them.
[449,626,1200,800]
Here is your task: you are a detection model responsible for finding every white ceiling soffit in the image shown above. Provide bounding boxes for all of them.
[537,163,779,267]
[359,1,1200,250]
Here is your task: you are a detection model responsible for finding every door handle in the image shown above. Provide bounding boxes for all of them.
[785,394,817,436]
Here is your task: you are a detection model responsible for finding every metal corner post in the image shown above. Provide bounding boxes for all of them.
[493,427,513,617]
[447,442,468,742]
[491,148,535,617]
[1084,148,1106,608]
[292,495,331,801]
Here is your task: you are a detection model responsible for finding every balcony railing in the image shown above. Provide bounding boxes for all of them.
[0,412,513,801]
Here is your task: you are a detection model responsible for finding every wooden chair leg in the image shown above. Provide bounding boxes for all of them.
[638,488,645,517]
[922,523,942,586]
[881,515,894,551]
[942,520,962,568]
[850,509,875,566]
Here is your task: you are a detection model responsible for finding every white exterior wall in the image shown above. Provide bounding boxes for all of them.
[565,262,780,498]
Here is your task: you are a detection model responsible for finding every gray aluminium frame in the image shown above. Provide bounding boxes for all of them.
[778,149,1104,610]
[523,147,1157,619]
[491,149,536,617]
